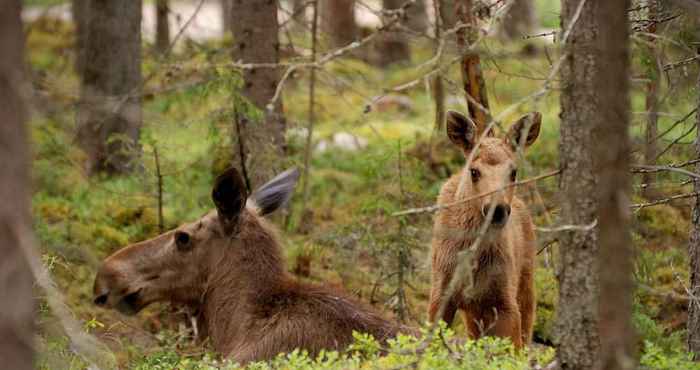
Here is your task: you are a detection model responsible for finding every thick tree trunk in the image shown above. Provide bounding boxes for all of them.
[554,0,600,369]
[688,47,700,358]
[321,0,357,48]
[642,0,659,199]
[71,0,88,75]
[499,0,536,39]
[0,1,35,369]
[231,0,286,190]
[595,1,635,369]
[378,0,411,66]
[76,0,143,175]
[155,0,170,53]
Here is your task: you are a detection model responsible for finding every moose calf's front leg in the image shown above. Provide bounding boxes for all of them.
[465,304,523,349]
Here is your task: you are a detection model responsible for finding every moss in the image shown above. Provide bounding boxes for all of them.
[533,267,558,344]
[636,203,690,242]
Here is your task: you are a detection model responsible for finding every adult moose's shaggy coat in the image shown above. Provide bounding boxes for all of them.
[93,168,410,363]
[428,110,540,348]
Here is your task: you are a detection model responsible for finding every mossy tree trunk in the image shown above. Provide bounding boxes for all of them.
[553,0,599,368]
[688,46,700,358]
[595,0,636,368]
[0,1,35,368]
[230,0,286,190]
[76,0,143,175]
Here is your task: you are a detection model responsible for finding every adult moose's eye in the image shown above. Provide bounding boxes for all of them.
[174,231,192,252]
[470,168,481,183]
[510,169,517,182]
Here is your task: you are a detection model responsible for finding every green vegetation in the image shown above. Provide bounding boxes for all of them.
[24,3,699,369]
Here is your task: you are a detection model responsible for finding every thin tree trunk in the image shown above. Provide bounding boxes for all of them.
[231,0,286,190]
[499,0,536,39]
[687,46,700,358]
[642,0,659,199]
[76,0,143,175]
[554,0,600,368]
[155,0,170,53]
[0,1,35,368]
[432,0,445,133]
[595,0,635,369]
[300,0,318,221]
[321,0,357,49]
[379,0,411,66]
[456,0,491,134]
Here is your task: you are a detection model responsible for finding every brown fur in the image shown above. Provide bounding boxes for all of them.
[94,170,411,364]
[427,111,540,349]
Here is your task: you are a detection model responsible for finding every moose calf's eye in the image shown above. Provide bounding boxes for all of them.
[470,168,481,183]
[510,169,517,182]
[174,231,192,251]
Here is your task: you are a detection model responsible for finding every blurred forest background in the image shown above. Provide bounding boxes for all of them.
[4,0,700,369]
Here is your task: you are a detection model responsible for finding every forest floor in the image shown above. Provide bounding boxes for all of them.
[23,5,700,370]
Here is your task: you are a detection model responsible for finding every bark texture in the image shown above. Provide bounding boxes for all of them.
[72,0,88,74]
[155,0,170,53]
[321,0,357,49]
[76,0,143,175]
[456,0,491,134]
[499,0,536,39]
[554,0,600,368]
[231,0,286,190]
[595,1,635,369]
[688,46,700,358]
[0,1,35,368]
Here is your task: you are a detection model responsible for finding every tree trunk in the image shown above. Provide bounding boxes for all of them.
[642,0,659,199]
[595,1,635,369]
[499,0,536,39]
[222,0,232,36]
[155,0,170,53]
[0,1,35,369]
[406,0,428,33]
[687,46,700,358]
[76,0,143,175]
[378,0,411,66]
[456,0,491,134]
[554,0,600,368]
[231,0,286,190]
[71,0,88,75]
[320,0,357,49]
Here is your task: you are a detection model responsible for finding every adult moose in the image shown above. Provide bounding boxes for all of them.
[93,167,410,363]
[428,110,540,349]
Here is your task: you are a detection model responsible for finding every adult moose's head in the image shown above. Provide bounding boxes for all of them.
[445,110,541,229]
[93,167,408,362]
[92,167,299,316]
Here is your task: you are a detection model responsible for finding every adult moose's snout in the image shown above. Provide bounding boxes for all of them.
[482,203,511,227]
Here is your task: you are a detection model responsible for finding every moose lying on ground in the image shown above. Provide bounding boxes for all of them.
[428,110,540,349]
[93,167,411,363]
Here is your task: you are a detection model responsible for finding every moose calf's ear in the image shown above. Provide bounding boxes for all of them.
[251,167,300,216]
[446,110,477,152]
[212,167,248,233]
[507,111,541,151]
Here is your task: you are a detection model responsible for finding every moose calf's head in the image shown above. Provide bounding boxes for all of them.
[446,110,541,229]
[93,167,299,315]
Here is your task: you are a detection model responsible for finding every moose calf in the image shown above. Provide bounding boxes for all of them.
[93,167,410,363]
[428,110,540,348]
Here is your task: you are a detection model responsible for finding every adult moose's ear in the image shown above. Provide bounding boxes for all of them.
[446,110,477,152]
[251,168,300,216]
[507,112,541,151]
[212,167,248,233]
